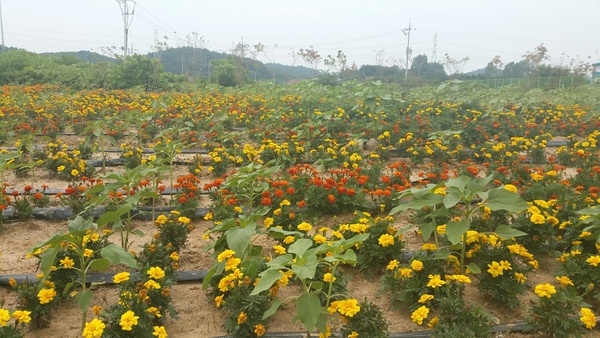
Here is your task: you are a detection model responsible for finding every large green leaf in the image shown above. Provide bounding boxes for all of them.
[420,220,438,241]
[100,243,137,268]
[494,225,527,239]
[577,206,600,216]
[96,204,133,227]
[484,188,528,213]
[443,186,463,209]
[262,298,283,320]
[296,293,322,332]
[89,258,110,272]
[446,219,470,245]
[288,238,313,257]
[226,225,256,255]
[466,174,494,193]
[390,194,443,214]
[251,269,284,296]
[291,251,318,280]
[75,289,93,313]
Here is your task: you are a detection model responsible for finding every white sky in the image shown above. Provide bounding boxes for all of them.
[1,0,599,72]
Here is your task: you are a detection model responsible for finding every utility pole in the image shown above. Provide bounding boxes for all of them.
[116,0,135,57]
[0,0,5,53]
[402,19,413,81]
[432,33,437,63]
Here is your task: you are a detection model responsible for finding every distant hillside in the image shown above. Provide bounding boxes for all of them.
[40,50,116,64]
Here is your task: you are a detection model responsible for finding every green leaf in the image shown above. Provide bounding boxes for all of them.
[577,206,600,215]
[443,187,463,209]
[291,251,318,280]
[466,174,494,193]
[252,269,284,296]
[446,176,471,190]
[96,205,133,227]
[434,248,450,260]
[75,289,93,313]
[226,225,256,255]
[100,243,137,268]
[88,258,110,272]
[296,293,321,332]
[262,298,283,320]
[484,189,528,213]
[288,238,313,257]
[420,220,438,241]
[494,225,527,239]
[390,194,443,213]
[446,219,470,245]
[131,229,145,237]
[467,263,481,274]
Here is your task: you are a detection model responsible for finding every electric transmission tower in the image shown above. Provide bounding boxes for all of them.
[117,0,135,57]
[432,33,437,63]
[402,19,413,81]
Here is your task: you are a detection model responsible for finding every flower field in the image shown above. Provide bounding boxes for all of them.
[1,81,600,337]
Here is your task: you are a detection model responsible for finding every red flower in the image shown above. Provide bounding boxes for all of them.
[261,197,272,206]
[24,185,33,193]
[274,189,285,198]
[327,194,336,204]
[178,195,188,204]
[286,187,295,195]
[297,200,307,208]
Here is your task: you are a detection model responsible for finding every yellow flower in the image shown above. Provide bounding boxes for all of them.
[113,272,130,284]
[426,274,446,288]
[177,216,191,224]
[330,298,360,317]
[37,288,56,304]
[147,307,162,318]
[436,224,446,235]
[297,222,312,232]
[147,266,166,279]
[119,310,139,331]
[83,318,105,338]
[155,214,168,225]
[283,236,295,244]
[580,307,596,329]
[411,260,424,271]
[144,280,161,290]
[273,245,286,255]
[225,257,241,271]
[237,311,247,325]
[556,275,574,287]
[378,234,395,247]
[530,213,546,224]
[398,268,413,278]
[503,184,518,193]
[153,325,168,338]
[12,310,31,324]
[254,323,266,337]
[215,295,224,307]
[487,261,504,277]
[348,332,359,338]
[323,273,336,283]
[418,294,434,304]
[421,243,437,251]
[515,272,527,284]
[0,308,10,326]
[534,283,556,298]
[313,234,327,244]
[411,305,429,325]
[586,255,600,267]
[217,249,236,262]
[263,217,274,228]
[446,274,471,284]
[386,259,399,270]
[60,256,75,269]
[427,316,439,329]
[71,169,79,177]
[169,251,180,261]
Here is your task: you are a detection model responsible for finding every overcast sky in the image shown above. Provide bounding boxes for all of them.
[2,0,599,72]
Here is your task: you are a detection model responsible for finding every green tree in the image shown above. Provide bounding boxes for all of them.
[111,54,167,91]
[211,57,248,87]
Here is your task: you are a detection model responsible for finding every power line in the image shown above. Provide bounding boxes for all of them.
[116,0,135,57]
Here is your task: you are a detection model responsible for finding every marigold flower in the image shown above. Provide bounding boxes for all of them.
[83,318,105,338]
[0,308,10,326]
[119,310,139,331]
[556,275,574,287]
[169,251,180,261]
[147,266,166,279]
[418,294,434,304]
[386,259,399,270]
[12,310,31,324]
[586,255,600,267]
[152,325,168,338]
[283,236,295,244]
[254,323,266,337]
[215,295,224,307]
[273,245,286,255]
[503,184,518,193]
[378,234,395,247]
[60,256,75,269]
[330,298,360,317]
[217,249,236,262]
[323,273,336,283]
[297,222,312,232]
[113,272,130,284]
[446,274,471,284]
[410,260,424,271]
[534,283,556,298]
[580,307,596,329]
[144,280,161,290]
[426,274,446,288]
[37,288,56,304]
[237,311,247,325]
[263,217,274,228]
[411,305,429,325]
